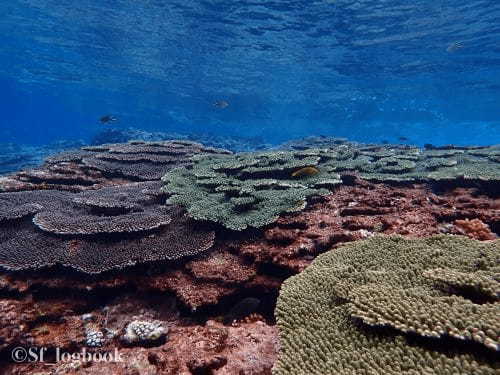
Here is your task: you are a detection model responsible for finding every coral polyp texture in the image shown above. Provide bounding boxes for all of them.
[162,150,342,230]
[0,140,231,192]
[122,320,167,345]
[0,181,214,273]
[279,137,500,181]
[273,235,499,375]
[343,144,500,182]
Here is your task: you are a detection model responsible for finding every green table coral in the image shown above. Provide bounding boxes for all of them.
[162,151,340,230]
[274,235,499,375]
[162,145,500,230]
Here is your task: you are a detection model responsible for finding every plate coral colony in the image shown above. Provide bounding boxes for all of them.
[0,137,498,374]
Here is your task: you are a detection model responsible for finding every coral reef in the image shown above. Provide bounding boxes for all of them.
[278,135,351,150]
[163,150,341,230]
[163,144,500,230]
[273,235,499,375]
[2,180,494,311]
[279,137,500,181]
[91,127,272,152]
[0,181,215,273]
[454,218,497,241]
[345,144,500,182]
[240,180,500,272]
[0,241,276,313]
[0,140,231,192]
[1,294,278,375]
[1,136,499,374]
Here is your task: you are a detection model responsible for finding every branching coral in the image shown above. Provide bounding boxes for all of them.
[454,218,497,241]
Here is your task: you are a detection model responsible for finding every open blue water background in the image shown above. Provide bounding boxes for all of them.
[1,0,499,147]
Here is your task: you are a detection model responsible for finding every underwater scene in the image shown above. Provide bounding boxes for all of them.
[0,0,499,374]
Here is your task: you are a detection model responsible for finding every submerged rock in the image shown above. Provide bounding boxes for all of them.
[0,140,86,175]
[91,127,272,152]
[224,297,261,324]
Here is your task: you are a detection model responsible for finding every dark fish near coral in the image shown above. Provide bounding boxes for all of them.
[291,166,320,178]
[99,115,117,124]
[213,100,229,109]
[381,140,389,144]
[398,137,409,142]
[224,297,260,324]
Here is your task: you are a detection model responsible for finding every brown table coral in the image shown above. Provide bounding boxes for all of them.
[0,140,231,192]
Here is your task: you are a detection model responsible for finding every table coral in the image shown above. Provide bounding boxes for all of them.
[273,235,499,375]
[163,144,500,231]
[0,140,231,192]
[0,181,214,273]
[162,150,341,230]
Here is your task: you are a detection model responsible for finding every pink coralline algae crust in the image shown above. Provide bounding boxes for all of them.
[1,294,278,375]
[0,297,87,351]
[454,218,497,241]
[239,180,499,272]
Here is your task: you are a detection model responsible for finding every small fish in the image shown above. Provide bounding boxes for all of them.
[99,115,117,124]
[424,143,435,150]
[291,166,320,178]
[381,140,389,144]
[398,137,409,142]
[224,297,260,324]
[213,100,229,109]
[446,41,464,53]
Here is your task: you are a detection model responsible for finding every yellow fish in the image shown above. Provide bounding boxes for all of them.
[291,166,320,178]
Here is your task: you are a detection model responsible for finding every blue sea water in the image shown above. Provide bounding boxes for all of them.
[1,0,499,148]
